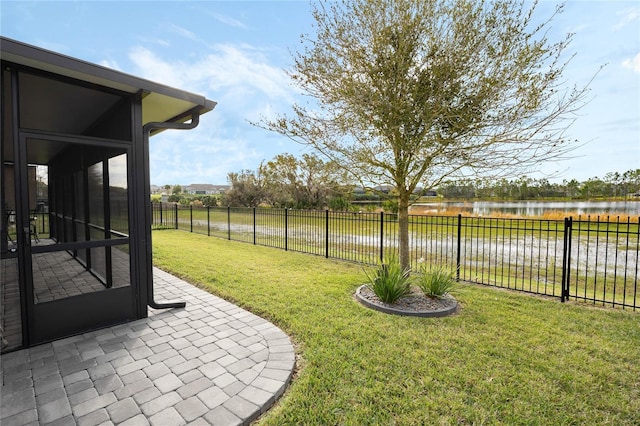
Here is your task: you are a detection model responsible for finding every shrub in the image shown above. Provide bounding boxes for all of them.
[417,264,456,298]
[200,195,218,207]
[329,196,351,211]
[382,198,398,213]
[365,254,411,303]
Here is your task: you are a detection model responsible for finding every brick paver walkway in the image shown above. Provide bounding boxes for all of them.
[0,268,295,425]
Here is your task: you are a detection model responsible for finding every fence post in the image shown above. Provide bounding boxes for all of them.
[174,204,178,229]
[566,217,573,300]
[380,211,384,262]
[207,206,210,236]
[253,207,256,245]
[190,205,193,233]
[159,202,163,226]
[285,208,289,251]
[561,216,573,302]
[325,210,329,258]
[227,206,231,240]
[456,214,462,281]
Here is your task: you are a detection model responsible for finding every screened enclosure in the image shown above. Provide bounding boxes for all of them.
[1,37,215,352]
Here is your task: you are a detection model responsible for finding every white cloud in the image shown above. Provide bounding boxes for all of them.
[128,46,188,89]
[209,12,247,29]
[99,58,121,71]
[150,127,264,185]
[127,43,296,103]
[138,36,171,48]
[613,7,639,31]
[622,52,640,73]
[168,23,198,41]
[192,43,295,101]
[125,42,303,185]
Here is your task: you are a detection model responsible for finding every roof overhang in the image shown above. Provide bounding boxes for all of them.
[0,36,217,127]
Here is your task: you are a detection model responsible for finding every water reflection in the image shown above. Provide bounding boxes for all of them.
[411,201,640,217]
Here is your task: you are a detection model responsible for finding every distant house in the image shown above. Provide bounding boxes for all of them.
[184,184,230,195]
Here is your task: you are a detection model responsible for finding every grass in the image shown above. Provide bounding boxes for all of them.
[152,230,640,425]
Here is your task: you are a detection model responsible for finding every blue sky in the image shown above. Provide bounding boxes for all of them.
[2,1,638,186]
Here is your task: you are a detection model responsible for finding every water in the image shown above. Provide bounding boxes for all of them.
[410,200,640,217]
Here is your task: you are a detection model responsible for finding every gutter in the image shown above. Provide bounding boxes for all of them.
[143,112,201,310]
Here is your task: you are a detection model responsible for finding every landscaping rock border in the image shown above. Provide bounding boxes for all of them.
[355,285,458,317]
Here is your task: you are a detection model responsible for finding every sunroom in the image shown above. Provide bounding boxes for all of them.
[1,37,216,352]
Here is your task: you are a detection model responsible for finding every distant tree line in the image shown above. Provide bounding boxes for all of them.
[437,170,640,200]
[154,167,640,208]
[222,164,640,208]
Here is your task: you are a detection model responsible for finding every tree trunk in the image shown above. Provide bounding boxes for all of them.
[397,192,410,271]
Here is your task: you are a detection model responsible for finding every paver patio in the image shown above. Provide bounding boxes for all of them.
[0,268,295,425]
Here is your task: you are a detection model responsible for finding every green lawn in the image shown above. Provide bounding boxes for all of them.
[152,230,640,425]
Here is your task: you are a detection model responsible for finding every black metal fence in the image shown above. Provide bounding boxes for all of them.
[152,203,639,310]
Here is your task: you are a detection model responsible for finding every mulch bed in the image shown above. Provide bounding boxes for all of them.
[355,285,458,317]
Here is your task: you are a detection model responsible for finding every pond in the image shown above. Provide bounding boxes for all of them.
[410,200,640,217]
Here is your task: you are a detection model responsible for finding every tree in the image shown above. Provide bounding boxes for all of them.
[171,184,182,195]
[257,0,595,269]
[262,154,303,208]
[563,179,580,198]
[622,169,640,196]
[224,168,267,207]
[437,179,476,199]
[580,177,607,199]
[262,153,349,209]
[224,153,350,208]
[604,172,621,197]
